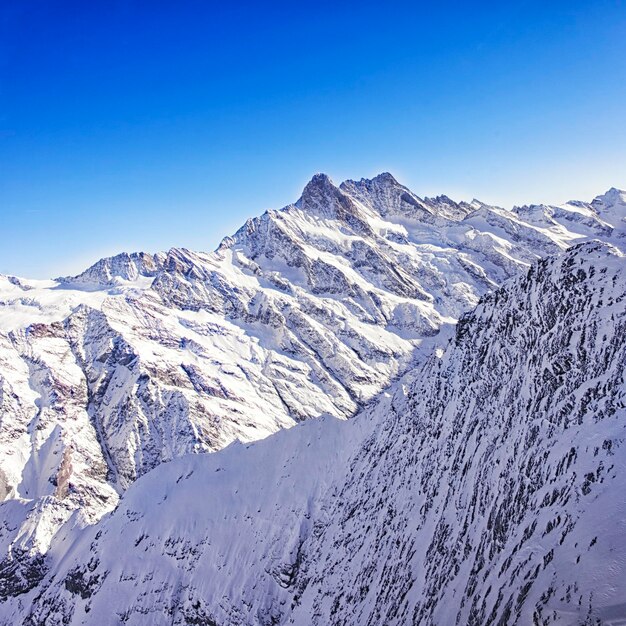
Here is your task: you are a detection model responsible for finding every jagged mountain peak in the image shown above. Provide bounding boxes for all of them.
[340,173,440,221]
[594,186,625,201]
[296,172,361,218]
[306,171,336,187]
[590,186,626,236]
[299,171,458,222]
[60,250,166,286]
[591,186,626,212]
[422,193,472,217]
[369,171,400,186]
[298,172,340,201]
[341,171,402,190]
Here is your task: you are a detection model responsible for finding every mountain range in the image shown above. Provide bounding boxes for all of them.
[0,173,624,624]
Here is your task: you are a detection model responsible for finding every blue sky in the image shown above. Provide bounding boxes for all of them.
[1,0,625,277]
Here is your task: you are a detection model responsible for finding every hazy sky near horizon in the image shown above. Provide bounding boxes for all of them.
[1,1,625,277]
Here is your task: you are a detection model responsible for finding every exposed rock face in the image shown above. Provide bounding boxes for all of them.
[0,175,624,619]
[4,240,623,625]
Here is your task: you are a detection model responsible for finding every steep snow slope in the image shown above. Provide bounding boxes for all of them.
[0,175,624,608]
[8,240,625,625]
[11,413,378,625]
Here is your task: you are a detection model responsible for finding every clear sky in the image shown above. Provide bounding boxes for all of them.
[1,0,625,277]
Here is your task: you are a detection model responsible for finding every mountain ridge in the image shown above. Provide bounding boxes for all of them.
[12,176,619,288]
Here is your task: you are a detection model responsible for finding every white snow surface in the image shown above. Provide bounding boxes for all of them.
[0,174,624,623]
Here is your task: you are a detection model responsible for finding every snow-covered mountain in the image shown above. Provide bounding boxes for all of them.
[5,239,625,625]
[0,174,624,620]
